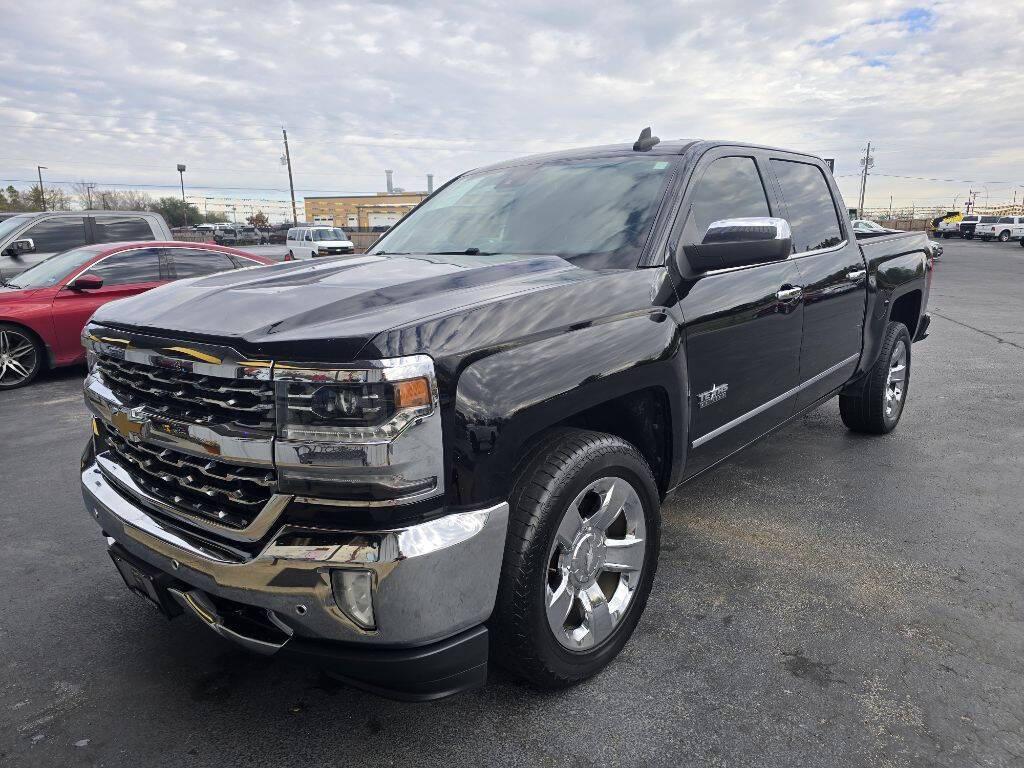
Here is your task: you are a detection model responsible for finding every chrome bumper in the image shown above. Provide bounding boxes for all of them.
[82,460,509,648]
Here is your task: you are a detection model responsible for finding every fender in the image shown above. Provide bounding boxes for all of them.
[858,238,929,376]
[449,309,687,508]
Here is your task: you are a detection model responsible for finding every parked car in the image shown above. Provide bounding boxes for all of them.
[213,226,261,246]
[80,134,932,700]
[972,216,1001,241]
[975,215,1024,242]
[936,213,981,239]
[0,211,172,276]
[0,242,271,389]
[267,225,290,244]
[285,226,355,259]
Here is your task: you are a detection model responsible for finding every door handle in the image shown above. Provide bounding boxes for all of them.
[776,286,803,302]
[846,269,867,281]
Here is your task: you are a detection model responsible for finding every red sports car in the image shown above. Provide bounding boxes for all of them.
[0,241,272,389]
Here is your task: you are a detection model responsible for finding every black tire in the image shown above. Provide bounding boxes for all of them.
[981,236,992,242]
[0,322,44,390]
[491,428,661,689]
[999,230,1011,242]
[839,321,912,434]
[1019,239,1024,249]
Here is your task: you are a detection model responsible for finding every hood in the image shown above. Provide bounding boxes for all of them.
[92,253,600,361]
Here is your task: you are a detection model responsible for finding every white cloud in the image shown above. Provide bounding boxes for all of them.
[0,0,1021,212]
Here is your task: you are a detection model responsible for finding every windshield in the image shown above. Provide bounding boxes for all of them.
[6,244,107,289]
[0,215,32,241]
[370,156,675,268]
[312,228,347,241]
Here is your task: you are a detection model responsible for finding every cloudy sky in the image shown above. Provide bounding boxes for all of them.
[1,0,1022,214]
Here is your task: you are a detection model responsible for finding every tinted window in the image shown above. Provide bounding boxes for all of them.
[686,156,771,239]
[303,230,312,241]
[93,216,154,243]
[82,248,162,285]
[979,216,998,224]
[771,160,843,253]
[372,156,674,269]
[170,248,236,278]
[287,229,296,240]
[24,217,88,253]
[998,217,1013,223]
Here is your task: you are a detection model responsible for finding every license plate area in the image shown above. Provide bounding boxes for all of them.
[109,545,183,618]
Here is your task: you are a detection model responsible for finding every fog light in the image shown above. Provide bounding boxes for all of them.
[331,569,375,629]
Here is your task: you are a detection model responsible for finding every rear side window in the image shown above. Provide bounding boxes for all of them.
[998,217,1013,224]
[24,216,88,253]
[81,248,162,285]
[770,160,843,253]
[93,216,154,243]
[169,248,236,278]
[980,216,998,224]
[686,156,771,240]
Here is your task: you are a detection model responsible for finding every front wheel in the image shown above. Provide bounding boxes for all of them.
[0,324,43,390]
[839,321,911,434]
[491,428,661,688]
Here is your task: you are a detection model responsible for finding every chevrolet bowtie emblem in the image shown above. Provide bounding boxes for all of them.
[110,407,148,442]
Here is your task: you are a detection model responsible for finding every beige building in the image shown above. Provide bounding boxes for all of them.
[303,192,428,230]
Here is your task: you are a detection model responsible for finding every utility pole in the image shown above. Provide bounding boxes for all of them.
[85,182,96,209]
[177,164,187,204]
[282,128,298,225]
[857,142,873,218]
[36,166,47,211]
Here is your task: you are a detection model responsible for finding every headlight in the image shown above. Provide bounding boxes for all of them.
[276,365,435,442]
[273,356,444,504]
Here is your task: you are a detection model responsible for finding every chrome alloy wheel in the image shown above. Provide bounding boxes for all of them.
[545,476,647,651]
[885,339,908,418]
[0,329,37,387]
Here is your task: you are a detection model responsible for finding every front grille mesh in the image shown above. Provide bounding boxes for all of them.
[96,356,274,428]
[104,430,274,529]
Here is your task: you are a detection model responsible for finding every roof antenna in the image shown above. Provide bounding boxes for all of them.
[633,126,660,152]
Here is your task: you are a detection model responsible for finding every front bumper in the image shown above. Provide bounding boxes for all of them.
[82,457,508,697]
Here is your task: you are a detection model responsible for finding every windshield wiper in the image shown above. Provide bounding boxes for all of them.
[428,248,500,255]
[0,275,18,288]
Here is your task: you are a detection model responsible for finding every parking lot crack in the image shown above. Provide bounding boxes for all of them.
[930,310,1024,352]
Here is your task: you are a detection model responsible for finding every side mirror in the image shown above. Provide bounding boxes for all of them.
[67,274,104,291]
[683,217,792,271]
[7,238,35,256]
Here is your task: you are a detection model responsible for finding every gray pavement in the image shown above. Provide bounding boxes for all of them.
[1,238,1022,767]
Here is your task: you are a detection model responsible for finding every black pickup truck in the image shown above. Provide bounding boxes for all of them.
[79,132,932,700]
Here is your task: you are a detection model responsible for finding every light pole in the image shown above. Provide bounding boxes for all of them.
[177,164,187,204]
[36,166,47,211]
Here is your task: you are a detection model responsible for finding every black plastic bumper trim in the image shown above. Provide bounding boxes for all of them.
[284,625,489,702]
[914,312,931,342]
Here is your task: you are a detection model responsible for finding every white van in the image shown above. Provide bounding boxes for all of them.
[285,226,355,260]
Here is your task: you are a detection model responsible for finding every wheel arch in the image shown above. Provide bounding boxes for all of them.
[448,315,687,508]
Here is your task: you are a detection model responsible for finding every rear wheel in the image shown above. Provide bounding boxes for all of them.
[0,324,43,390]
[839,321,911,434]
[999,230,1011,242]
[492,428,661,688]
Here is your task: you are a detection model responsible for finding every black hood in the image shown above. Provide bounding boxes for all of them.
[92,253,611,361]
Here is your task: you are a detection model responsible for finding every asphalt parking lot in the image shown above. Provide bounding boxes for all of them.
[2,238,1022,767]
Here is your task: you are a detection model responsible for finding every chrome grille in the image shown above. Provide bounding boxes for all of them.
[96,356,274,428]
[103,430,274,529]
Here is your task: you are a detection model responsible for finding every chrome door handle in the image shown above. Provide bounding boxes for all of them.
[776,286,803,301]
[846,269,867,281]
